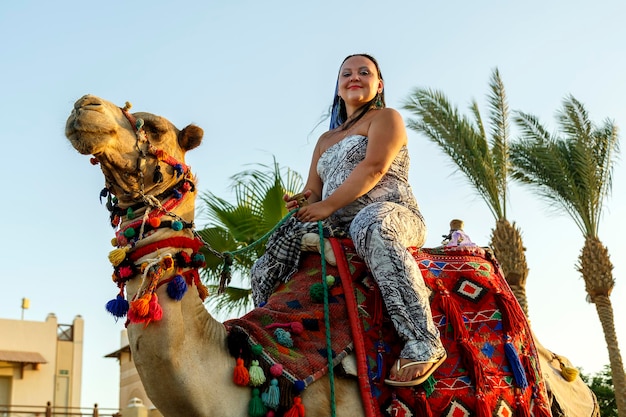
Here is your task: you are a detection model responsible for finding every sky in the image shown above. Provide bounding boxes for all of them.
[1,0,624,410]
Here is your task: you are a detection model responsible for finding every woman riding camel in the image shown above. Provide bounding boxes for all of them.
[251,53,446,386]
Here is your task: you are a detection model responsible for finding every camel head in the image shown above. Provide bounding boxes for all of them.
[65,94,203,206]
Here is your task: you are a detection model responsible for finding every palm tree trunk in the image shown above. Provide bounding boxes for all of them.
[490,219,530,316]
[592,295,626,416]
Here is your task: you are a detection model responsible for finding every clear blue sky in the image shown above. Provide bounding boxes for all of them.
[1,0,624,409]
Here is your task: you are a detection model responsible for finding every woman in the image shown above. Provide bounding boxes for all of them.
[251,53,446,386]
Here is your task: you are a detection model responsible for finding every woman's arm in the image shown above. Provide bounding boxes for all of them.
[295,108,407,222]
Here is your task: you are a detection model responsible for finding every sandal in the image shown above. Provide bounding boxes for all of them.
[384,352,447,387]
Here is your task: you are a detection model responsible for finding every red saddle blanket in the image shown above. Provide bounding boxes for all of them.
[225,239,552,417]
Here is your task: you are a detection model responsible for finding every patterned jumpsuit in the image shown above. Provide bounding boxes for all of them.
[251,135,445,363]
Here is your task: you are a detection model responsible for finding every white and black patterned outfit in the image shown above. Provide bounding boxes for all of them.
[251,135,445,362]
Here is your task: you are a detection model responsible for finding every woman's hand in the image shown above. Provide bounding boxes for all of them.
[295,200,334,222]
[284,190,312,211]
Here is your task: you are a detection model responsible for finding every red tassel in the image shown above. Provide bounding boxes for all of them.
[414,391,433,417]
[147,294,163,322]
[457,340,486,388]
[515,391,532,417]
[284,396,305,417]
[233,358,250,386]
[494,291,527,334]
[436,280,468,340]
[474,391,491,417]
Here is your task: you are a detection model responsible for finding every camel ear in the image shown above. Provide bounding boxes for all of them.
[179,125,203,151]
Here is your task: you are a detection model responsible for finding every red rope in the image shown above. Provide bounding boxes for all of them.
[129,237,202,262]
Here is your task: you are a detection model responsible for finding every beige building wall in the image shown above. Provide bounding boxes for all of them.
[106,330,162,417]
[0,313,83,409]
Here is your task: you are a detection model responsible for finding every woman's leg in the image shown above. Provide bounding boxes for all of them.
[349,202,445,381]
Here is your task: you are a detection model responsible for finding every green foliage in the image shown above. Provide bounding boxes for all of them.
[510,96,619,237]
[197,158,303,316]
[403,68,510,220]
[581,365,617,417]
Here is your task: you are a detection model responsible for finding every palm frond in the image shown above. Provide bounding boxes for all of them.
[403,87,504,219]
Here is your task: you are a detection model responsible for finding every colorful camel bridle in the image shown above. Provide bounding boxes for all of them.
[94,101,211,326]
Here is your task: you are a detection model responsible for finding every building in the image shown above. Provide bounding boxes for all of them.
[105,330,162,417]
[0,313,83,412]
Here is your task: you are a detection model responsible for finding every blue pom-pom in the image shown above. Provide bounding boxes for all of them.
[173,189,182,199]
[171,220,183,231]
[505,340,528,388]
[294,380,306,392]
[174,164,184,177]
[193,253,206,263]
[105,295,129,318]
[166,275,188,301]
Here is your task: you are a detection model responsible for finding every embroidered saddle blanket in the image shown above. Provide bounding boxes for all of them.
[225,239,553,417]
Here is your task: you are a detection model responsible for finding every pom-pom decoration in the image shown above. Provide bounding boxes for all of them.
[166,275,188,301]
[274,328,293,347]
[105,294,129,318]
[108,247,129,267]
[309,282,325,303]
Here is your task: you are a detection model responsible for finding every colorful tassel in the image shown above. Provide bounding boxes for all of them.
[284,396,305,417]
[105,294,129,318]
[515,392,532,417]
[557,356,579,382]
[248,388,266,417]
[166,275,188,300]
[504,338,528,388]
[474,391,491,417]
[249,360,266,386]
[263,378,280,409]
[147,294,163,322]
[414,391,433,417]
[130,294,151,318]
[108,247,129,267]
[233,358,250,386]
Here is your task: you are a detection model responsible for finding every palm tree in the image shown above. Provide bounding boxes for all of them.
[197,158,303,316]
[510,95,625,414]
[403,68,531,315]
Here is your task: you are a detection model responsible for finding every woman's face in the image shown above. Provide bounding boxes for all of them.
[338,55,383,111]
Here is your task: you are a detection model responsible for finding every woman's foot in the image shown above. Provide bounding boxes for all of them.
[384,353,447,387]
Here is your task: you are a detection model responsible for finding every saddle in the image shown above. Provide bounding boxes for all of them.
[225,238,552,417]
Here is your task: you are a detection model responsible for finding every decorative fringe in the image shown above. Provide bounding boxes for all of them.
[414,391,433,417]
[515,392,532,417]
[166,275,188,301]
[504,338,529,388]
[284,396,305,417]
[105,293,129,318]
[108,247,129,267]
[436,280,467,340]
[249,360,266,386]
[474,391,491,417]
[494,291,526,334]
[233,357,250,386]
[262,379,280,409]
[248,388,266,417]
[556,356,579,382]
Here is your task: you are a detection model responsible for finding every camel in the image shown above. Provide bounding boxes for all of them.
[65,95,595,417]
